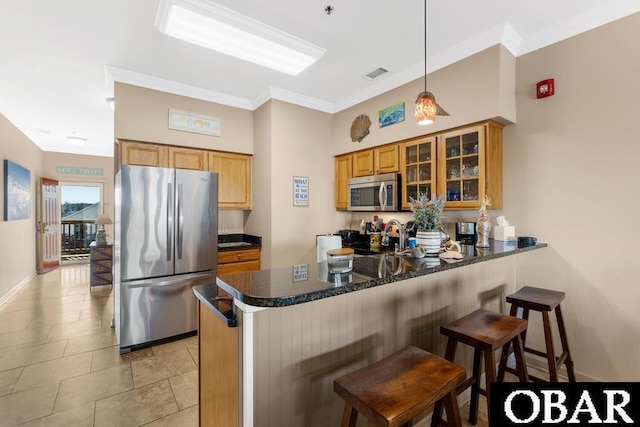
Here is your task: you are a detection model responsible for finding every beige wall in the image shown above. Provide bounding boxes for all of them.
[114,83,253,154]
[114,83,252,234]
[505,12,640,381]
[0,114,42,302]
[252,100,342,268]
[245,102,273,266]
[330,45,516,157]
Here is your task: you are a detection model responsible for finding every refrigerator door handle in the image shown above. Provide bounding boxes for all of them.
[167,182,174,261]
[124,271,213,289]
[177,183,184,260]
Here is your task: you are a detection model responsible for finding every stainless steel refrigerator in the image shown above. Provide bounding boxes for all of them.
[114,165,218,353]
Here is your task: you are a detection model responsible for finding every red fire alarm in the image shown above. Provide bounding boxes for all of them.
[536,79,555,98]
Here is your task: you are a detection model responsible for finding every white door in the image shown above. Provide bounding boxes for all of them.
[37,177,60,273]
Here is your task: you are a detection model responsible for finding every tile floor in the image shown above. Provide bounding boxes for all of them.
[0,264,198,426]
[0,263,496,427]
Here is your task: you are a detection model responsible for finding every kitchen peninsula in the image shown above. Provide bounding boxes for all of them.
[194,240,546,427]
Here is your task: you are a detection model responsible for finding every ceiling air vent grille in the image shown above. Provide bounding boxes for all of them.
[363,67,388,80]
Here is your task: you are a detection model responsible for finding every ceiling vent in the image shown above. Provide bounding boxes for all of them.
[362,67,388,80]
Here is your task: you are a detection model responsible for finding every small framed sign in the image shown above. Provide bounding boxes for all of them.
[293,264,308,282]
[293,176,309,207]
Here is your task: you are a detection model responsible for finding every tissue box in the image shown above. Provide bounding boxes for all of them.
[494,226,515,241]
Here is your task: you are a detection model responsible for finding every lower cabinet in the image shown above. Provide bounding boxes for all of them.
[218,248,261,275]
[197,300,238,427]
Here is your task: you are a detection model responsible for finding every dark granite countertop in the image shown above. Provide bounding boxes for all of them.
[218,233,261,251]
[195,239,546,309]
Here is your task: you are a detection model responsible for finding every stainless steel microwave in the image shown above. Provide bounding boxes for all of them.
[348,172,400,211]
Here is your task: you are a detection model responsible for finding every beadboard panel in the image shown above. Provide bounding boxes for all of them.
[248,256,517,427]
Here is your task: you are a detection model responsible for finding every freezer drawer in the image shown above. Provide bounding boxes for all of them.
[119,271,215,352]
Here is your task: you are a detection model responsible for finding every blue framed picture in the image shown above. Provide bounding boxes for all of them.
[3,160,31,221]
[378,102,405,128]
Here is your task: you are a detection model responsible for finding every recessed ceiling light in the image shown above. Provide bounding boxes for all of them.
[67,136,87,147]
[154,0,326,76]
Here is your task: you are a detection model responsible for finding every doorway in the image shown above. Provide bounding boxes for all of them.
[60,183,103,263]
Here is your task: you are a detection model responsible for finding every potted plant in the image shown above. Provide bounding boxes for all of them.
[409,193,445,255]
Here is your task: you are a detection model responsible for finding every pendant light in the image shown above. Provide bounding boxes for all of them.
[415,0,449,125]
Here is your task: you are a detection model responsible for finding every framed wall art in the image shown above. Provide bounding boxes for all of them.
[378,102,405,128]
[3,160,31,221]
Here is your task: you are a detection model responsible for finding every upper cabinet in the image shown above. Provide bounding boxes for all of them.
[334,120,504,211]
[375,144,400,175]
[120,141,168,167]
[352,145,399,177]
[334,154,352,210]
[169,147,209,171]
[352,150,374,177]
[209,152,252,210]
[400,136,436,210]
[117,139,252,210]
[436,121,503,209]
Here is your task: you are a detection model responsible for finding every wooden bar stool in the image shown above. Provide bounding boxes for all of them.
[334,346,466,427]
[497,286,576,382]
[431,309,529,426]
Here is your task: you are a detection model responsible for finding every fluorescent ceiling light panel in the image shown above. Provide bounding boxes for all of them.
[155,0,326,75]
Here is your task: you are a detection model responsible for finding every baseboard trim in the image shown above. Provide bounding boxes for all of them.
[0,272,36,308]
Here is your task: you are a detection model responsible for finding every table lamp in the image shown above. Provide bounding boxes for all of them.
[95,213,113,246]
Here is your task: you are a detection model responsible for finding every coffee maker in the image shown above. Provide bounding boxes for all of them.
[455,222,477,245]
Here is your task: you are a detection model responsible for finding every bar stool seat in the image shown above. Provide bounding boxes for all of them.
[498,286,576,382]
[334,346,466,427]
[431,309,529,426]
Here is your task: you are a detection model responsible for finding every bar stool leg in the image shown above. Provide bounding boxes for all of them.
[431,339,458,427]
[340,403,358,427]
[555,305,576,382]
[469,348,482,425]
[541,310,559,382]
[497,343,511,382]
[483,350,497,426]
[443,390,462,427]
[512,335,530,383]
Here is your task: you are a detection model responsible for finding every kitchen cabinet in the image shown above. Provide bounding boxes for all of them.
[120,141,168,167]
[197,299,238,427]
[117,140,253,210]
[400,136,437,210]
[352,145,399,177]
[352,150,374,177]
[334,154,352,210]
[436,121,503,209]
[168,146,209,171]
[375,144,400,174]
[208,152,252,210]
[218,248,261,275]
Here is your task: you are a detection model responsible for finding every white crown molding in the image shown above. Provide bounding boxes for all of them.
[517,0,640,55]
[500,22,522,57]
[259,87,334,113]
[105,66,254,110]
[105,3,640,116]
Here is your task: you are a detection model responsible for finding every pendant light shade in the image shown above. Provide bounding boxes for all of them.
[415,91,438,125]
[415,0,449,125]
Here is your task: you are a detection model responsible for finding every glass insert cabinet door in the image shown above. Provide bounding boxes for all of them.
[401,136,436,210]
[437,125,486,208]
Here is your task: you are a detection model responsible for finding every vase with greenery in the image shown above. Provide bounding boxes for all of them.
[409,194,445,255]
